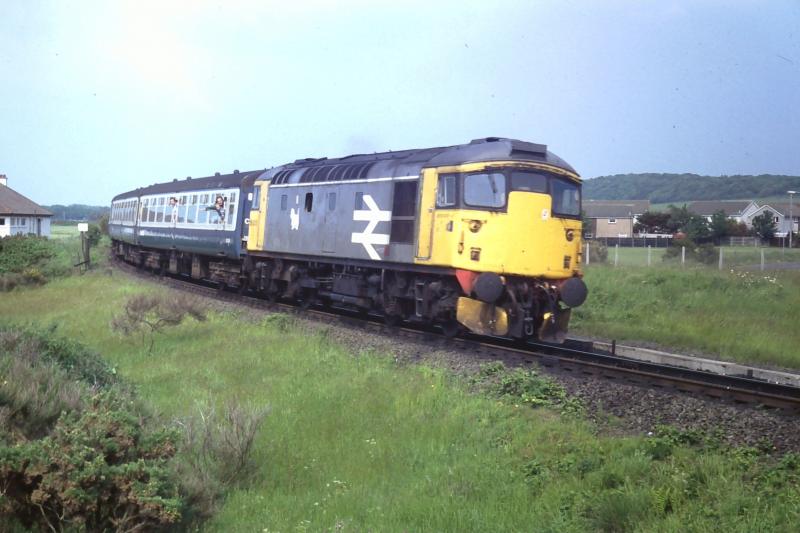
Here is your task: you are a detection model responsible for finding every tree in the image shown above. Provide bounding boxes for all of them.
[111,293,207,354]
[665,204,709,239]
[634,211,671,234]
[751,210,777,240]
[581,210,593,236]
[709,210,731,241]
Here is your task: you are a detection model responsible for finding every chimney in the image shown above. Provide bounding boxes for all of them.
[0,174,6,187]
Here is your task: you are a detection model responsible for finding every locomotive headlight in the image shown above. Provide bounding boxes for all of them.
[565,229,575,241]
[469,220,482,233]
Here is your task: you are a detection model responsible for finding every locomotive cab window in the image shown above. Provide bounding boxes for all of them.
[252,186,261,210]
[464,172,506,209]
[436,174,457,207]
[551,178,581,218]
[510,171,548,193]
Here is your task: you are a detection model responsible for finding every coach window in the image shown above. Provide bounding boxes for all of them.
[149,199,157,222]
[436,174,457,207]
[185,195,195,224]
[464,172,506,209]
[197,194,209,224]
[280,194,287,211]
[228,192,236,223]
[154,197,164,223]
[305,192,313,212]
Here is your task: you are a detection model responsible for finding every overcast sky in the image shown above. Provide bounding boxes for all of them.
[1,0,798,205]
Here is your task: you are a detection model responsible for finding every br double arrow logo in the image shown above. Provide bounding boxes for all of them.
[351,194,391,260]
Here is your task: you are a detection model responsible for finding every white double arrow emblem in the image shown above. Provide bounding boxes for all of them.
[351,194,391,260]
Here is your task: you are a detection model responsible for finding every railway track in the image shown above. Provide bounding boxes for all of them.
[112,259,800,414]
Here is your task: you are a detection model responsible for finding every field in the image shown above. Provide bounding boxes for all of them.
[598,244,800,269]
[575,247,800,369]
[2,244,800,530]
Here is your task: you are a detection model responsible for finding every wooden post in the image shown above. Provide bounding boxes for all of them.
[718,247,723,270]
[614,244,619,267]
[585,242,590,266]
[761,249,765,271]
[681,246,685,266]
[647,245,651,266]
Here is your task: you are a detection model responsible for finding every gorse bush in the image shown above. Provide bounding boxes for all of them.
[0,235,55,274]
[0,325,267,531]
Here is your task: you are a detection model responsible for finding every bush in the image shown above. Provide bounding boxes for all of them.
[0,390,183,532]
[176,399,270,518]
[0,326,268,530]
[86,223,103,247]
[0,235,55,275]
[663,237,717,265]
[587,240,608,264]
[111,293,207,354]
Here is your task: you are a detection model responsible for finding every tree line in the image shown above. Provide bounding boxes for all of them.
[44,204,110,222]
[632,205,782,241]
[584,173,800,203]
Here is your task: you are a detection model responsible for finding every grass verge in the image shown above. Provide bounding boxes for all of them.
[1,272,799,531]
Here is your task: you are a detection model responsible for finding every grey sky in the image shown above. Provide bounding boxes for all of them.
[1,0,798,205]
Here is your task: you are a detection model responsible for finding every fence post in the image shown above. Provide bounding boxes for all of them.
[761,248,765,271]
[585,242,590,266]
[681,246,685,266]
[647,245,651,266]
[718,247,723,270]
[614,244,619,267]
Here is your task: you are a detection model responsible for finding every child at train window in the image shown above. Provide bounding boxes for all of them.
[206,195,226,224]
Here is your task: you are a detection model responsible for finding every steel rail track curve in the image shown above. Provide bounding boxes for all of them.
[110,258,800,414]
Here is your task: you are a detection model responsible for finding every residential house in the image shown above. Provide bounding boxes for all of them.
[744,202,799,237]
[0,174,53,237]
[583,200,650,238]
[686,200,757,223]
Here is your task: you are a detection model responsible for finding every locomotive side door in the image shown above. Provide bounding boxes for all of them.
[415,168,437,260]
[247,179,270,252]
[322,186,340,253]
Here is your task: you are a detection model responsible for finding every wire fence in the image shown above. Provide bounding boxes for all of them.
[584,242,800,271]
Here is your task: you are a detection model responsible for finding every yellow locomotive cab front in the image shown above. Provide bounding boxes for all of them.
[416,160,586,341]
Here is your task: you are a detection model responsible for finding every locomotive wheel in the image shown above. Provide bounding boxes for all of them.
[384,313,402,327]
[441,320,461,339]
[298,289,317,310]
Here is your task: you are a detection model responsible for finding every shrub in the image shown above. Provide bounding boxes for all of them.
[111,293,207,354]
[663,237,717,265]
[0,235,55,275]
[0,390,183,532]
[587,240,608,263]
[175,399,270,518]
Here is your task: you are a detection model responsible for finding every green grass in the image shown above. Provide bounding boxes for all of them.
[600,245,800,268]
[2,273,800,531]
[49,224,80,239]
[574,264,800,368]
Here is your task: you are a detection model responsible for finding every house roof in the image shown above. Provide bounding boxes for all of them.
[761,202,799,217]
[583,199,650,218]
[687,200,752,216]
[0,184,53,216]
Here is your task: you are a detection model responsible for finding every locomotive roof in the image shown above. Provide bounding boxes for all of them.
[112,169,264,201]
[265,137,577,185]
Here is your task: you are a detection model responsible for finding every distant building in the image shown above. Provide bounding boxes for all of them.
[0,174,53,237]
[744,202,799,237]
[583,200,650,238]
[686,200,757,223]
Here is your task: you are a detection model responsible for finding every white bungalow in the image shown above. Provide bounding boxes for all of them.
[0,174,53,237]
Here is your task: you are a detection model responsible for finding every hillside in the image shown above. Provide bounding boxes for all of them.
[45,204,109,221]
[583,173,800,203]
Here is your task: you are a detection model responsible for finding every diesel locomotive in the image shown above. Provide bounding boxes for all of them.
[110,137,587,342]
